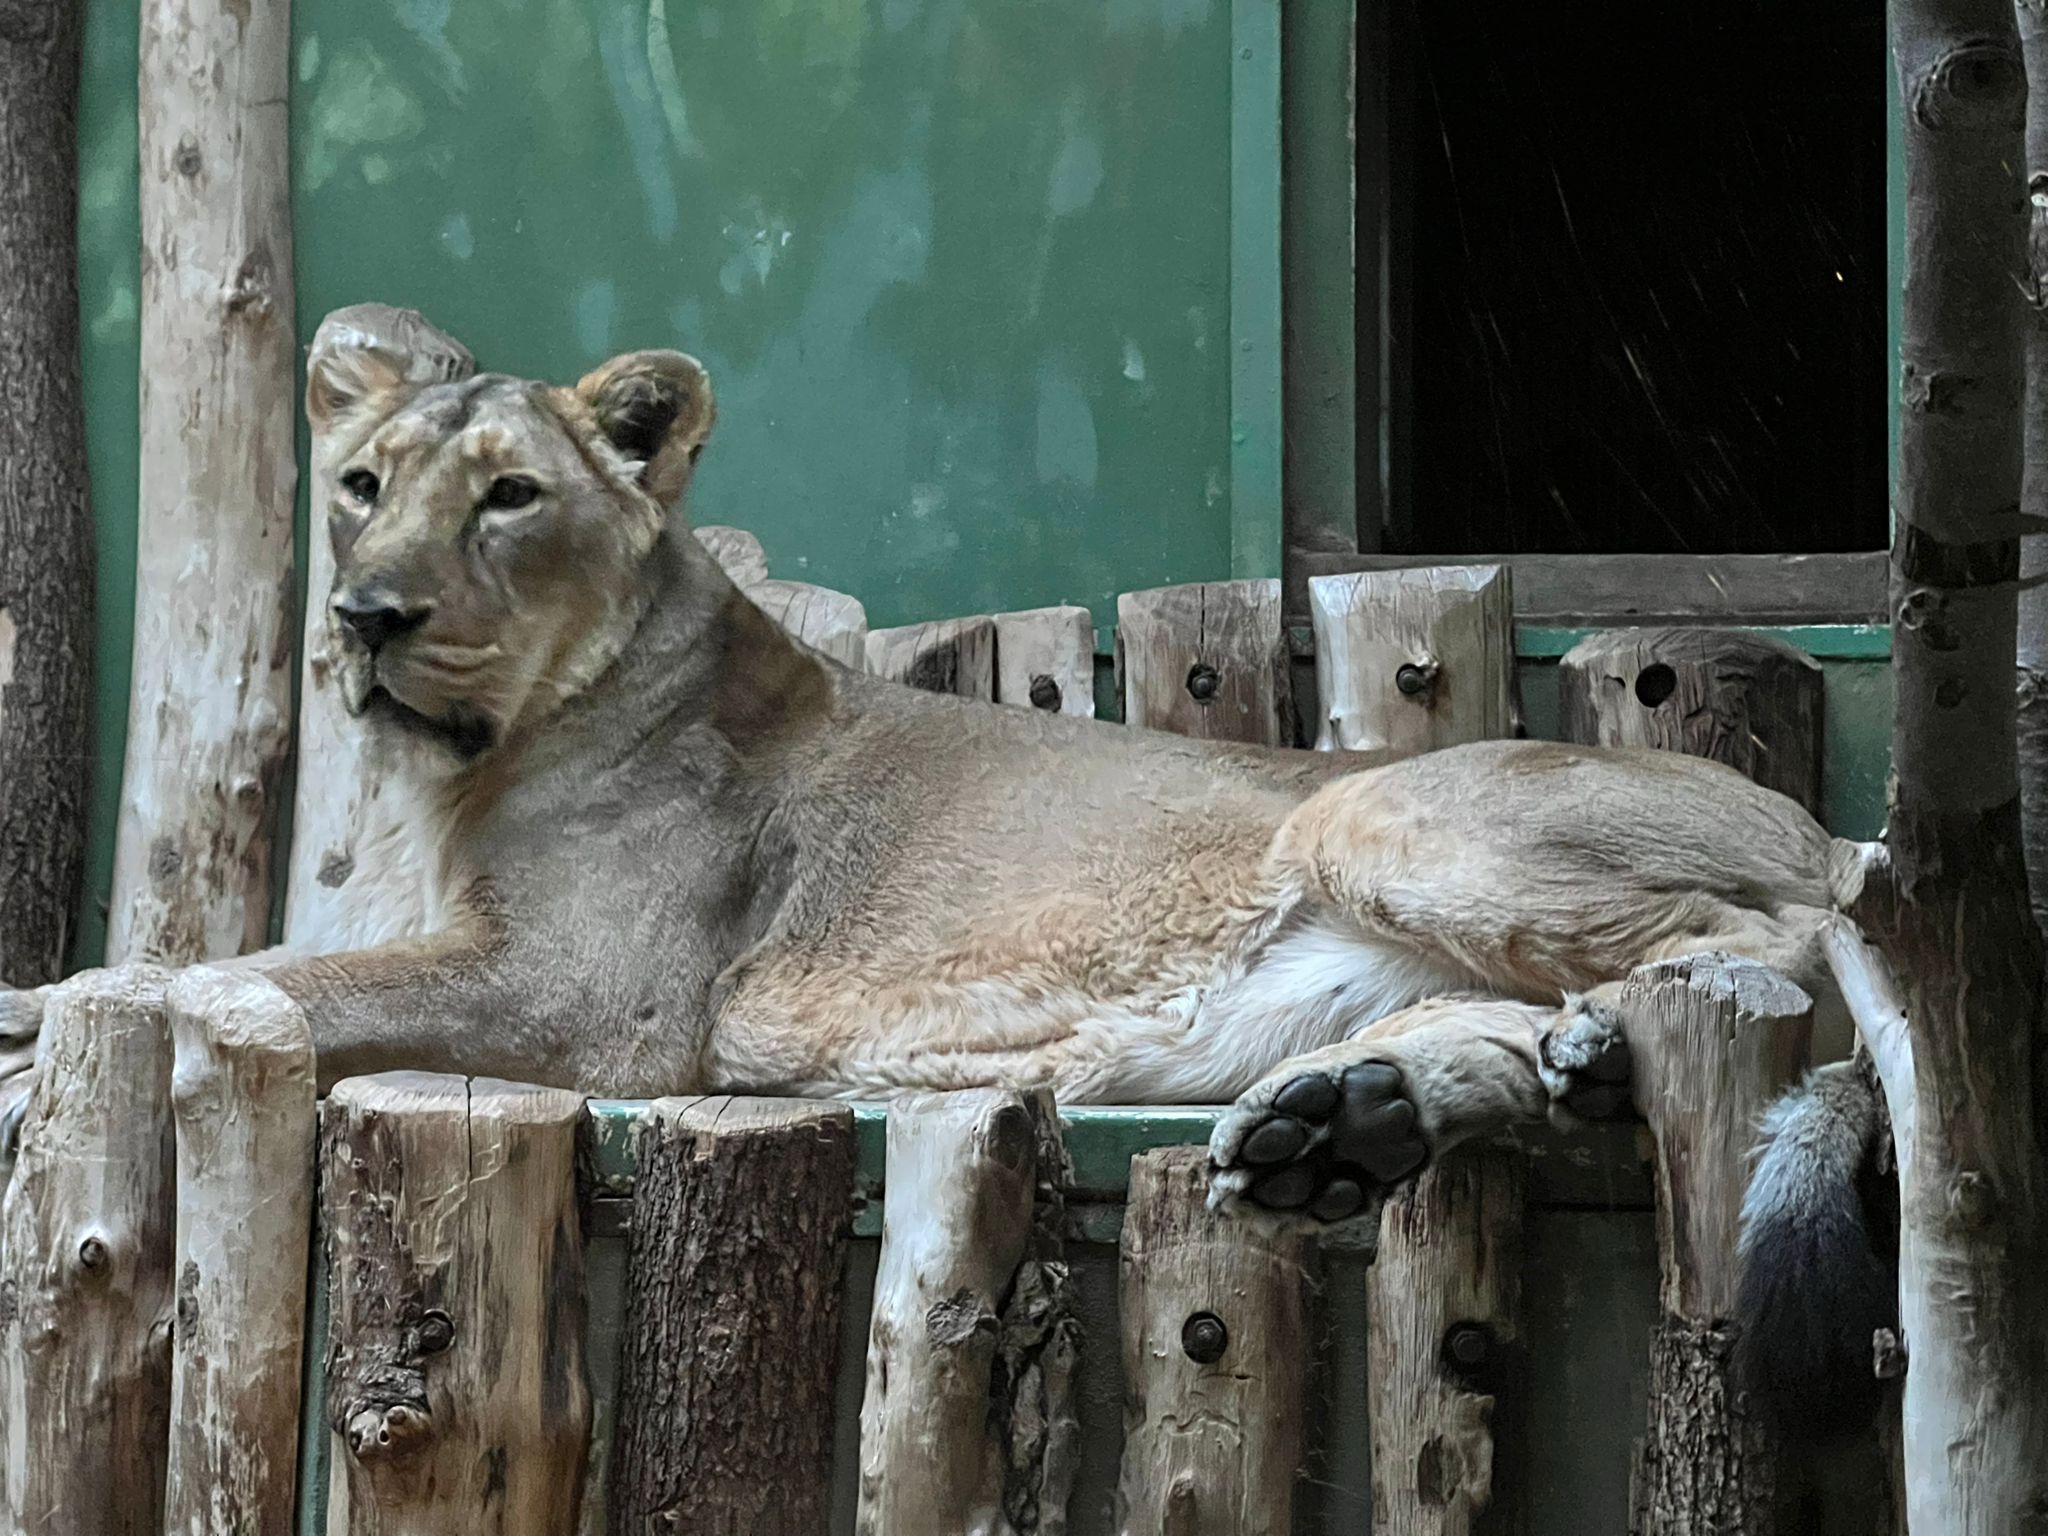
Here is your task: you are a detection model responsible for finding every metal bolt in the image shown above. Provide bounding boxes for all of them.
[1182,1311,1229,1363]
[416,1309,456,1355]
[1028,674,1062,711]
[77,1236,109,1273]
[1396,661,1438,698]
[1186,664,1221,703]
[1443,1321,1494,1373]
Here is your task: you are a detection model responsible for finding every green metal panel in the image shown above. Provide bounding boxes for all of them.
[1229,0,1283,578]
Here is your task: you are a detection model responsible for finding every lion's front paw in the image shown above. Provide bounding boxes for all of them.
[1538,994,1634,1122]
[1208,1057,1429,1223]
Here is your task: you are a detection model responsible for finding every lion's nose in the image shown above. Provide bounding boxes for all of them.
[333,589,433,651]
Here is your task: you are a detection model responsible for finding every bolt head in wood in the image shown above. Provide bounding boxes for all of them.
[1028,674,1062,711]
[415,1309,455,1355]
[1395,661,1438,698]
[1185,663,1221,703]
[77,1235,109,1273]
[1442,1320,1494,1374]
[1182,1310,1229,1363]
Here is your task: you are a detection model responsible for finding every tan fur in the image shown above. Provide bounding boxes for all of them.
[0,310,1875,1206]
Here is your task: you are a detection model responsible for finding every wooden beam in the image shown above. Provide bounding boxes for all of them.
[0,967,176,1535]
[1114,1146,1308,1533]
[750,579,869,670]
[113,0,298,964]
[1117,580,1291,744]
[162,967,317,1536]
[694,525,770,590]
[321,1073,590,1533]
[608,1096,856,1533]
[865,616,996,699]
[994,605,1096,716]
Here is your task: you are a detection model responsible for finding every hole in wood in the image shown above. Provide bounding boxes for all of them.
[1185,663,1220,703]
[1028,674,1061,710]
[1634,663,1678,708]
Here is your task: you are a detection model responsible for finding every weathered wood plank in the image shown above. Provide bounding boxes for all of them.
[751,579,869,669]
[866,616,997,699]
[995,605,1096,717]
[694,525,770,590]
[1117,580,1291,744]
[608,1096,856,1534]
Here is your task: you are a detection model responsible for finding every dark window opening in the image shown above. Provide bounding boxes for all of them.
[1367,0,1888,556]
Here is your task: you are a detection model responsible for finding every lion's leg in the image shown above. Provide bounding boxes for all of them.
[1206,990,1633,1221]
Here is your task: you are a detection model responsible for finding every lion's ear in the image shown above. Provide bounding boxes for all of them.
[306,304,474,440]
[573,350,715,507]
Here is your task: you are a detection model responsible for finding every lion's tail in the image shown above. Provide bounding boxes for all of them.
[1734,1056,1897,1432]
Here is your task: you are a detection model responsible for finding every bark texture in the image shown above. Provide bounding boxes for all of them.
[321,1072,591,1534]
[1117,580,1293,744]
[0,968,175,1535]
[2018,0,2048,929]
[1884,0,2048,1527]
[162,968,316,1536]
[1114,1146,1309,1535]
[111,0,297,964]
[1616,955,1814,1536]
[0,0,92,985]
[1557,628,1825,816]
[607,1096,856,1536]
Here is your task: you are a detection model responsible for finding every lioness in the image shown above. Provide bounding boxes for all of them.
[0,306,1885,1408]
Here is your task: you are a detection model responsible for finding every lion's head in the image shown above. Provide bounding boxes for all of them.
[305,306,715,759]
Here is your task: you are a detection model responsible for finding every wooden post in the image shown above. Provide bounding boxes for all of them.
[0,0,94,988]
[1114,1146,1309,1534]
[112,0,298,964]
[694,525,770,590]
[1310,562,1524,1536]
[608,1097,857,1534]
[1614,954,1814,1535]
[1116,580,1291,744]
[1557,628,1825,816]
[162,967,316,1535]
[285,306,473,954]
[855,1089,1077,1536]
[0,967,175,1536]
[994,605,1096,716]
[1307,566,1513,754]
[321,1073,590,1534]
[865,616,997,698]
[750,579,869,669]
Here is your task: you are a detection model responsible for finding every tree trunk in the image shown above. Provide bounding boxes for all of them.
[0,967,176,1535]
[994,605,1096,716]
[1116,580,1292,744]
[1365,1152,1523,1536]
[1557,628,1825,817]
[285,306,471,954]
[1614,955,1814,1535]
[111,0,298,965]
[2018,0,2048,929]
[0,0,93,986]
[607,1097,857,1536]
[1114,1146,1309,1535]
[161,967,316,1535]
[1884,0,2048,1526]
[321,1073,591,1534]
[1307,566,1512,755]
[855,1088,1077,1536]
[866,615,997,698]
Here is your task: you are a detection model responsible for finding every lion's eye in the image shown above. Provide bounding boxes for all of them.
[482,476,539,512]
[339,468,379,504]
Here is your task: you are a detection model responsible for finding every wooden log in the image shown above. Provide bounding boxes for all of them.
[750,578,869,669]
[161,967,316,1535]
[694,524,770,590]
[0,967,176,1535]
[865,615,997,698]
[607,1096,857,1534]
[1614,954,1814,1535]
[1114,1146,1309,1534]
[855,1088,1077,1536]
[1312,561,1525,1535]
[0,0,94,988]
[111,0,298,964]
[285,306,473,954]
[1116,580,1291,744]
[1307,565,1513,754]
[1366,1153,1525,1536]
[321,1073,590,1534]
[1556,628,1824,816]
[994,605,1096,716]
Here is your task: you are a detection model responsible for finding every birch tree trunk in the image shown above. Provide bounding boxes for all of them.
[1880,0,2048,1525]
[111,0,297,964]
[284,306,471,954]
[0,0,93,986]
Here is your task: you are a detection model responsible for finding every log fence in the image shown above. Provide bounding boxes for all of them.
[0,540,1847,1533]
